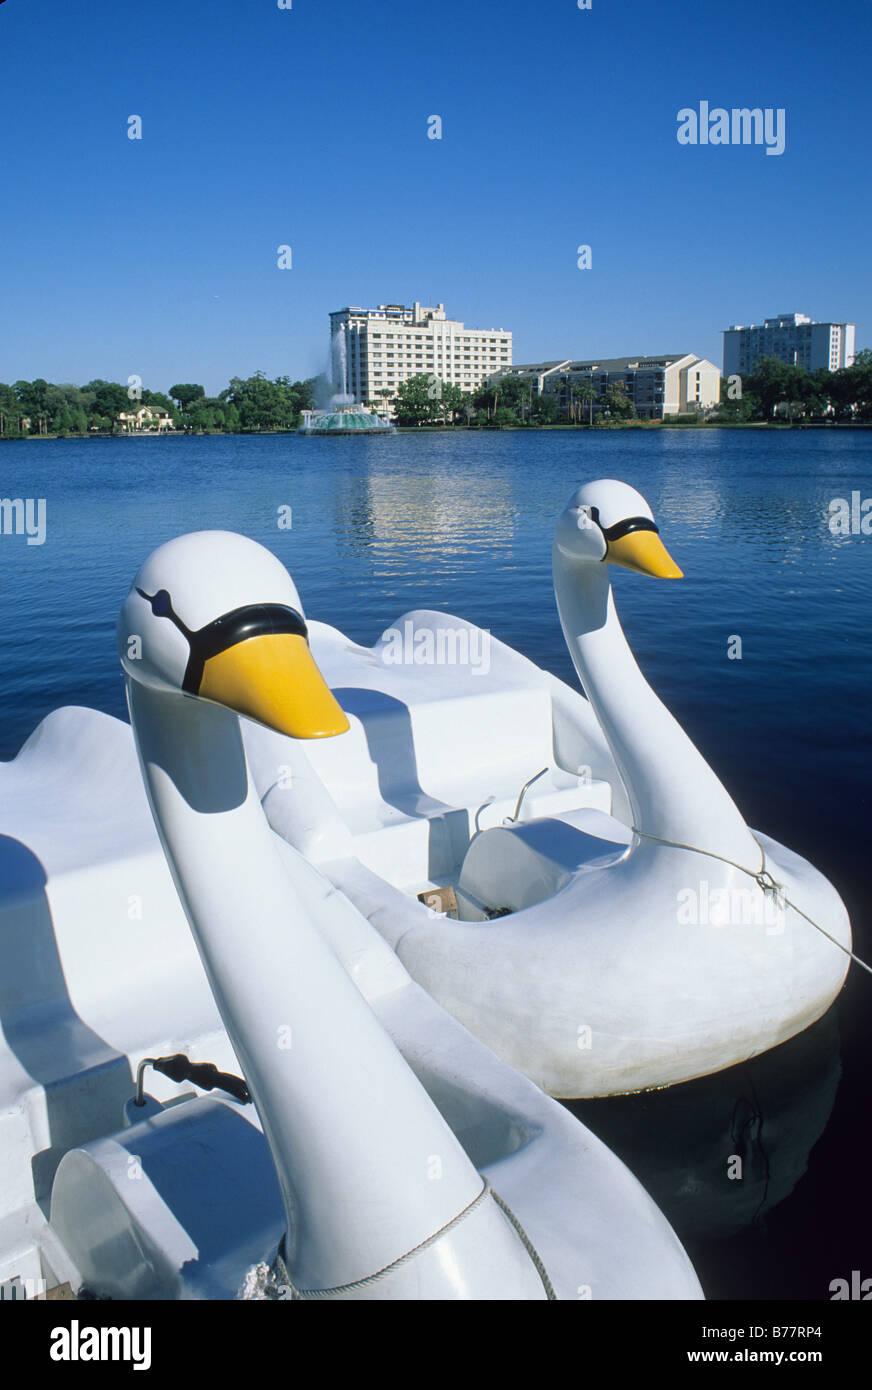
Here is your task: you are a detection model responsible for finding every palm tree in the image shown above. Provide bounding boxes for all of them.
[568,378,597,424]
[578,381,597,425]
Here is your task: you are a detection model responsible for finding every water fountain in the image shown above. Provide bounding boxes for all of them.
[297,328,396,436]
[297,405,395,436]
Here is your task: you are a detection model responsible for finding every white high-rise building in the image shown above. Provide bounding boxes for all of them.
[328,302,512,406]
[723,313,856,378]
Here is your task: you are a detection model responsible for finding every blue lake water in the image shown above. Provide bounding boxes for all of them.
[1,427,870,1298]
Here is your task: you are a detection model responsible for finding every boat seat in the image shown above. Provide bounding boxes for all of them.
[48,1096,285,1299]
[306,683,562,824]
[457,809,633,919]
[241,613,620,886]
[248,681,612,887]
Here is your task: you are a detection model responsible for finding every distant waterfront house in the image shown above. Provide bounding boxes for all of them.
[117,406,175,432]
[491,354,720,419]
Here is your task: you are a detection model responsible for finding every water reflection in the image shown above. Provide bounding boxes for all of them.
[329,468,378,558]
[330,462,518,576]
[565,1008,840,1241]
[658,481,832,563]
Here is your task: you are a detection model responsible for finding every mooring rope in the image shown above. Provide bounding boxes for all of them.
[271,1177,557,1300]
[489,1186,557,1300]
[630,825,872,977]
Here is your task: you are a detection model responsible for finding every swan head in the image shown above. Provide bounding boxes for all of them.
[118,531,350,738]
[555,480,683,578]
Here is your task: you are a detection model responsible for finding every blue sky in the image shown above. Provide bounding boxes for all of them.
[0,0,868,394]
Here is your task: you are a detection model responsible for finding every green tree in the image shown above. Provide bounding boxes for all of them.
[829,351,872,420]
[224,373,288,430]
[188,396,230,432]
[473,378,528,422]
[84,380,129,430]
[292,377,317,413]
[852,350,872,419]
[531,393,559,424]
[569,380,597,424]
[170,383,206,412]
[494,376,531,411]
[472,375,529,422]
[14,378,49,417]
[142,389,178,416]
[437,382,467,425]
[743,358,798,420]
[604,382,635,419]
[473,382,499,416]
[0,383,24,435]
[392,375,442,426]
[223,372,315,430]
[716,376,755,421]
[52,405,74,434]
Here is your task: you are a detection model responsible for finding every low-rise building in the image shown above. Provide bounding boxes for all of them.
[493,354,720,419]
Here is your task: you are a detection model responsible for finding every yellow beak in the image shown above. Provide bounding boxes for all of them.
[606,530,683,579]
[197,633,350,738]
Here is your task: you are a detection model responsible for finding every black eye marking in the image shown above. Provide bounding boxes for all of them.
[137,589,308,693]
[137,587,194,639]
[585,506,659,555]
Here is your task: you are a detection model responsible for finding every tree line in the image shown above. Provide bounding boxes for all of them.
[387,352,872,427]
[388,373,679,426]
[387,374,568,427]
[0,373,317,437]
[4,353,870,436]
[717,352,872,422]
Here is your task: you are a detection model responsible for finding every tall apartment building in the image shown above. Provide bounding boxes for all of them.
[723,313,856,378]
[493,354,720,419]
[329,302,512,405]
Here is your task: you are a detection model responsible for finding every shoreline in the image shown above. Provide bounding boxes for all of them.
[3,420,871,443]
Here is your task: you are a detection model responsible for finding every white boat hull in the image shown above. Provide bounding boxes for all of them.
[0,706,701,1299]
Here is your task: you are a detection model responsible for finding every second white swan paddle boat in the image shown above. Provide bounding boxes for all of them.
[0,531,702,1300]
[242,480,853,1099]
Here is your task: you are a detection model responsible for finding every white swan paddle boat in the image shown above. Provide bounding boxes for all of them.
[239,480,853,1100]
[0,531,703,1301]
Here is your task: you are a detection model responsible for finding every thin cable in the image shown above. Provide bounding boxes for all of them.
[272,1177,556,1300]
[631,826,872,977]
[489,1187,557,1300]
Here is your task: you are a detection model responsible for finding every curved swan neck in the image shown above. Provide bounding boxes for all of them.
[126,680,543,1296]
[553,547,760,867]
